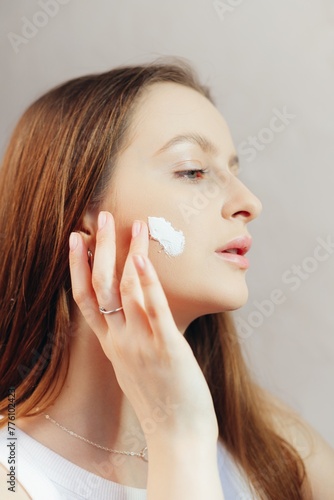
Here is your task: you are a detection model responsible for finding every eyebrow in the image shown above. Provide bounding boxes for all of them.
[153,132,239,170]
[154,133,217,156]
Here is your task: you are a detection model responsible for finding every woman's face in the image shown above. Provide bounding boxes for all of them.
[103,82,262,332]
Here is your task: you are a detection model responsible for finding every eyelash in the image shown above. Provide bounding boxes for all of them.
[174,168,209,183]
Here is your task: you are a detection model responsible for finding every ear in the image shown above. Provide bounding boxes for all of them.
[77,207,99,252]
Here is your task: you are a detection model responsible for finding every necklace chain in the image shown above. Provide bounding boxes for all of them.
[43,414,148,460]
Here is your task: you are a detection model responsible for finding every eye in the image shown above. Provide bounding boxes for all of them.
[228,157,240,177]
[174,168,209,182]
[229,164,239,177]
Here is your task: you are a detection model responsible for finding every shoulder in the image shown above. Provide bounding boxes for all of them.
[261,388,334,500]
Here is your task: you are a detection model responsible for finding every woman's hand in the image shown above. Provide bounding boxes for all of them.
[68,211,218,445]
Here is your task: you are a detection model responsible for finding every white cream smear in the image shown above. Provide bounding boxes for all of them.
[147,217,185,257]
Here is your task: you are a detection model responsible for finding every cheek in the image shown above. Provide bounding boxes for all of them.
[110,179,210,279]
[113,210,196,285]
[147,214,204,284]
[147,216,185,257]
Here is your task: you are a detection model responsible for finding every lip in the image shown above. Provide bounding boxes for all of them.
[215,235,252,269]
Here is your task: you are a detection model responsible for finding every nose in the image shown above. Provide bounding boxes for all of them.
[220,174,262,223]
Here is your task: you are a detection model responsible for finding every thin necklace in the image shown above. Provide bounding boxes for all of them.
[43,413,148,460]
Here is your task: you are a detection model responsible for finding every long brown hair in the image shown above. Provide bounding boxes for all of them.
[0,59,309,498]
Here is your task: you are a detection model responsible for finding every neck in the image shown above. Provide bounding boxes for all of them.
[46,322,146,453]
[41,307,195,455]
[17,317,149,486]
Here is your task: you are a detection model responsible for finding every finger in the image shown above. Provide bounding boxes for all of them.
[119,220,151,333]
[92,211,124,329]
[69,232,107,336]
[132,253,179,345]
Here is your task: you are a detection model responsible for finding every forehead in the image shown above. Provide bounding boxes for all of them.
[127,82,235,156]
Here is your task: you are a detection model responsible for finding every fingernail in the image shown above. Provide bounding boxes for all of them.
[132,220,141,238]
[132,254,146,271]
[98,211,107,230]
[69,232,78,251]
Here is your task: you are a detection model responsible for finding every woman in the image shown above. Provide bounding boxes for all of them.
[0,59,333,499]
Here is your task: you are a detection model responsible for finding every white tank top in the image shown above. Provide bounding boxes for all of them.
[0,427,256,499]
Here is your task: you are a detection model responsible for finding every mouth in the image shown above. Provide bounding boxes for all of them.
[215,236,252,269]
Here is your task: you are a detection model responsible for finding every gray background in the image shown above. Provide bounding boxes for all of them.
[1,0,333,446]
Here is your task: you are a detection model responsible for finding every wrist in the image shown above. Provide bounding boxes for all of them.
[146,431,219,459]
[140,406,219,448]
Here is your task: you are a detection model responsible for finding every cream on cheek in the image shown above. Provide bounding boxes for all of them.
[147,216,185,257]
